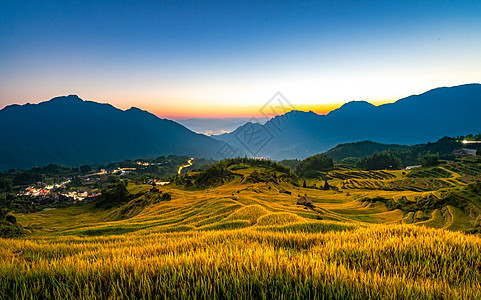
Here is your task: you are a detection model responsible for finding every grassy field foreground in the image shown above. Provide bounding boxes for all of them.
[1,224,481,299]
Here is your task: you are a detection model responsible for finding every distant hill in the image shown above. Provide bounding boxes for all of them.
[216,84,481,160]
[0,95,224,170]
[323,141,409,162]
[177,117,269,135]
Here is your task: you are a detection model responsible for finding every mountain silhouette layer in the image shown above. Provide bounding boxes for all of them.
[0,95,224,170]
[215,84,481,159]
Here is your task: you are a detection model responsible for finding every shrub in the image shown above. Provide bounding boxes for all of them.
[419,153,439,167]
[5,215,16,224]
[0,220,26,238]
[96,181,130,208]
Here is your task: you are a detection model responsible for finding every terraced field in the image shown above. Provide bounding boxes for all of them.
[2,159,481,299]
[8,161,480,247]
[11,159,481,241]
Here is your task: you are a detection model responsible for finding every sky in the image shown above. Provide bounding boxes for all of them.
[1,0,481,119]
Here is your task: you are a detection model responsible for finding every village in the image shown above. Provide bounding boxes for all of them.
[11,159,182,209]
[14,166,142,205]
[0,156,197,215]
[17,178,101,206]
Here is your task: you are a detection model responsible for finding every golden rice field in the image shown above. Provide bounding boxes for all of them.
[2,165,481,299]
[2,224,481,299]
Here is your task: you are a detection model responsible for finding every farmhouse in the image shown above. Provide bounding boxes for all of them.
[453,148,477,157]
[279,189,291,195]
[296,196,313,207]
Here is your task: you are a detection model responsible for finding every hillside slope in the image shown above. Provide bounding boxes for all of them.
[323,141,409,162]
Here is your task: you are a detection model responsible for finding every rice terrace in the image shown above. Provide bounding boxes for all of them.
[2,150,481,299]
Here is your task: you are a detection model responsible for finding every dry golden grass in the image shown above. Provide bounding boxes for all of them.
[2,224,481,299]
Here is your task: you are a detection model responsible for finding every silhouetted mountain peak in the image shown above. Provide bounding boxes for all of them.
[0,95,225,170]
[126,106,143,112]
[266,110,318,125]
[327,101,375,117]
[1,95,83,113]
[287,110,317,115]
[125,106,154,117]
[216,83,481,160]
[239,121,263,129]
[50,94,84,103]
[341,100,374,108]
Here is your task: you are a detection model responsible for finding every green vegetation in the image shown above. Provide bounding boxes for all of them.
[357,152,402,170]
[0,154,215,216]
[278,158,300,170]
[419,152,439,167]
[0,176,12,192]
[327,135,480,168]
[295,154,334,178]
[405,167,451,178]
[0,208,26,238]
[174,157,298,188]
[324,140,408,162]
[96,181,130,208]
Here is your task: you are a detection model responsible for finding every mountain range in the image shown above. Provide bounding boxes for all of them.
[216,84,481,159]
[1,83,481,170]
[0,95,224,170]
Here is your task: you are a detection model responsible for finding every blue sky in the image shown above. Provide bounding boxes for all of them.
[1,0,480,118]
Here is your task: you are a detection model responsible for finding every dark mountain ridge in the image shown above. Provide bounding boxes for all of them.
[0,95,224,170]
[216,83,481,159]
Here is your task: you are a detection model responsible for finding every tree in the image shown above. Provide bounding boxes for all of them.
[5,215,16,224]
[302,180,307,188]
[0,177,12,192]
[67,176,83,188]
[419,153,439,167]
[279,159,300,170]
[96,181,130,208]
[79,165,92,173]
[323,179,330,190]
[0,208,9,220]
[357,152,402,170]
[13,172,43,185]
[295,154,334,178]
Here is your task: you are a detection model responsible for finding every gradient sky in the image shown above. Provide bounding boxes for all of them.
[1,0,480,119]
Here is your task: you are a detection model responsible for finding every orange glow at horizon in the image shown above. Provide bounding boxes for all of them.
[149,99,395,120]
[150,104,264,120]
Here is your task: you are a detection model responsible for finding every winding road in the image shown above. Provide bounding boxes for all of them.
[178,158,194,175]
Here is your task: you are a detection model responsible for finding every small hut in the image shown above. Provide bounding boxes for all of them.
[296,196,313,207]
[279,189,292,195]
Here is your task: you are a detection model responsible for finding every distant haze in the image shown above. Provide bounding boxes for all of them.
[176,117,269,136]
